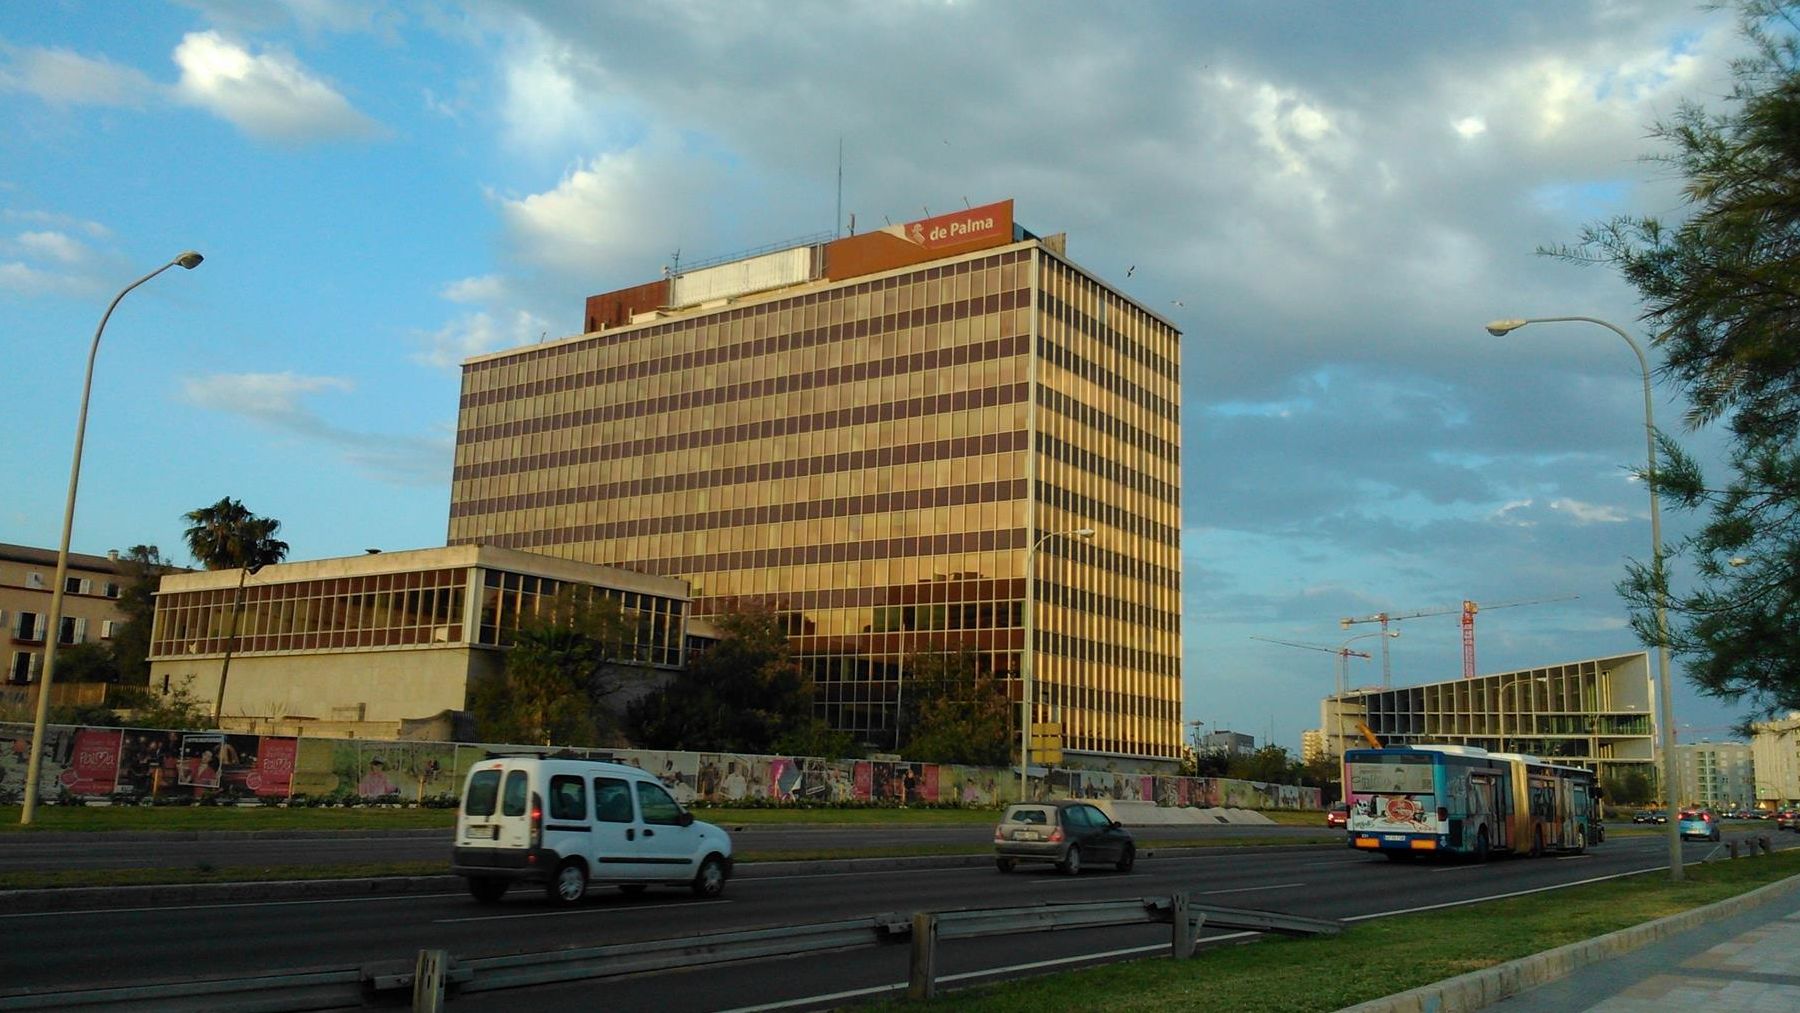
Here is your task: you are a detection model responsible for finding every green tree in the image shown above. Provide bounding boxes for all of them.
[54,642,118,684]
[469,587,631,746]
[626,607,814,753]
[1227,744,1296,784]
[108,544,176,685]
[1550,1,1800,724]
[898,648,1014,766]
[182,497,289,570]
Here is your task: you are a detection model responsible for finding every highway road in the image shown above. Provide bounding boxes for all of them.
[0,821,1329,872]
[4,828,1790,1010]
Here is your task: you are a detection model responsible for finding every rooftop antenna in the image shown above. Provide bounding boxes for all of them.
[848,212,856,236]
[670,247,681,278]
[963,196,970,208]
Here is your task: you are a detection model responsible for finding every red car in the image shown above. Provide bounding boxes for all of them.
[1326,802,1349,829]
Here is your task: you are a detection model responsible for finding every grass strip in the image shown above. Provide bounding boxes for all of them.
[890,850,1800,1012]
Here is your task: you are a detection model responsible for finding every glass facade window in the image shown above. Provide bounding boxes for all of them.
[148,566,685,670]
[449,242,1183,759]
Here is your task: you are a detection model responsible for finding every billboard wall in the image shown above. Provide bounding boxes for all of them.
[0,721,1321,811]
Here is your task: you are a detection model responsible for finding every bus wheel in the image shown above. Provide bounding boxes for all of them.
[1573,826,1587,855]
[1473,827,1491,863]
[1530,829,1544,859]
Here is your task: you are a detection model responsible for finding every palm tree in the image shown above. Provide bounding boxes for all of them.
[182,497,290,571]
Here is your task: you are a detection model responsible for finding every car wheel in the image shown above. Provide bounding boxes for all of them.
[618,884,648,895]
[692,854,727,898]
[1058,845,1083,876]
[995,857,1017,873]
[546,859,587,907]
[467,877,509,904]
[1115,843,1136,873]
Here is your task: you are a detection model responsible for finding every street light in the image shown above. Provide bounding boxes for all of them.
[1019,526,1095,802]
[1336,631,1399,697]
[213,563,265,723]
[21,250,204,825]
[1482,315,1683,880]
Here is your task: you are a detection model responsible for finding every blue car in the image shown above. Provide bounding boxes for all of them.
[1678,809,1721,842]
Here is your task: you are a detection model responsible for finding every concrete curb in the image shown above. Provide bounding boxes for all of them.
[1337,870,1800,1013]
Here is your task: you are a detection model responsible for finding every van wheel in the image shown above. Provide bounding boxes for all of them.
[692,855,727,898]
[547,859,587,906]
[467,877,509,904]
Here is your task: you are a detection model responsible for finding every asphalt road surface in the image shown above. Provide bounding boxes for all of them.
[4,828,1789,1010]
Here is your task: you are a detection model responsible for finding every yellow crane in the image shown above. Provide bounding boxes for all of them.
[1338,594,1578,682]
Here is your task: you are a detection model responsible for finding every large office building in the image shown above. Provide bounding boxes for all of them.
[1316,652,1657,785]
[448,199,1184,762]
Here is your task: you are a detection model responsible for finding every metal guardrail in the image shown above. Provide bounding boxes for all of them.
[0,896,1339,1011]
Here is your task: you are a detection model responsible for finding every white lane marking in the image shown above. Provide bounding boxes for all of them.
[1345,866,1671,922]
[1194,881,1305,896]
[712,936,1262,1013]
[433,899,728,924]
[0,892,468,919]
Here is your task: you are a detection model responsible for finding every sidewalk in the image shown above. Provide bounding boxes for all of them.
[1346,871,1800,1013]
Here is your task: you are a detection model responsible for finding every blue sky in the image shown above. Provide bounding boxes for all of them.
[0,1,1760,750]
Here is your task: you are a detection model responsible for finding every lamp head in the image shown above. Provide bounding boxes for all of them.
[1074,527,1096,539]
[174,251,204,270]
[1484,318,1528,337]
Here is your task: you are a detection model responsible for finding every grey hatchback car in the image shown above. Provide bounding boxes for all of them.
[993,800,1136,875]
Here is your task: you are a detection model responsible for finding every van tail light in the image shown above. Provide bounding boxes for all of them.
[530,792,544,849]
[1048,827,1065,843]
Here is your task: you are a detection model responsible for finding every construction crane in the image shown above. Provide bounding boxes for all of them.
[1339,594,1579,682]
[1250,636,1373,697]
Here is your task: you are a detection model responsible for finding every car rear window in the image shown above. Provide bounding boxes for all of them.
[1004,806,1053,825]
[465,770,500,817]
[1679,810,1704,820]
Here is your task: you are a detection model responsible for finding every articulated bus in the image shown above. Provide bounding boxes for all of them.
[1342,745,1602,861]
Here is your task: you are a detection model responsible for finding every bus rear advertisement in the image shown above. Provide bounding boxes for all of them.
[1343,744,1601,861]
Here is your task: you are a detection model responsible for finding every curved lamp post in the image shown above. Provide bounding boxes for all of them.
[1336,630,1399,698]
[21,251,204,825]
[1019,526,1095,802]
[213,562,265,722]
[1482,315,1682,880]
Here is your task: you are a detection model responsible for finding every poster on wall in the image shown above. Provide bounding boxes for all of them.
[58,728,122,795]
[179,732,225,789]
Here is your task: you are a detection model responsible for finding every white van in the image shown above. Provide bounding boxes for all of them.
[452,756,733,905]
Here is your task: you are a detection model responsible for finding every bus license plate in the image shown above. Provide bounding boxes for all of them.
[1383,834,1405,842]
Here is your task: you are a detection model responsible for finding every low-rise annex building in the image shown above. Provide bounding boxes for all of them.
[147,544,691,739]
[1,542,146,700]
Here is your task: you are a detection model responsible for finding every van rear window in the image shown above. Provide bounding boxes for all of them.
[503,770,529,817]
[465,770,500,817]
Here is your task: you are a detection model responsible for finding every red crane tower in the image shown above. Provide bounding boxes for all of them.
[1338,594,1578,682]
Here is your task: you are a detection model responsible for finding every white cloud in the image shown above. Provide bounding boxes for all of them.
[178,371,447,486]
[0,45,159,106]
[414,309,550,369]
[441,275,508,304]
[498,144,722,280]
[16,230,90,265]
[3,210,111,238]
[1550,498,1628,524]
[179,371,354,423]
[1453,115,1487,138]
[171,31,379,143]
